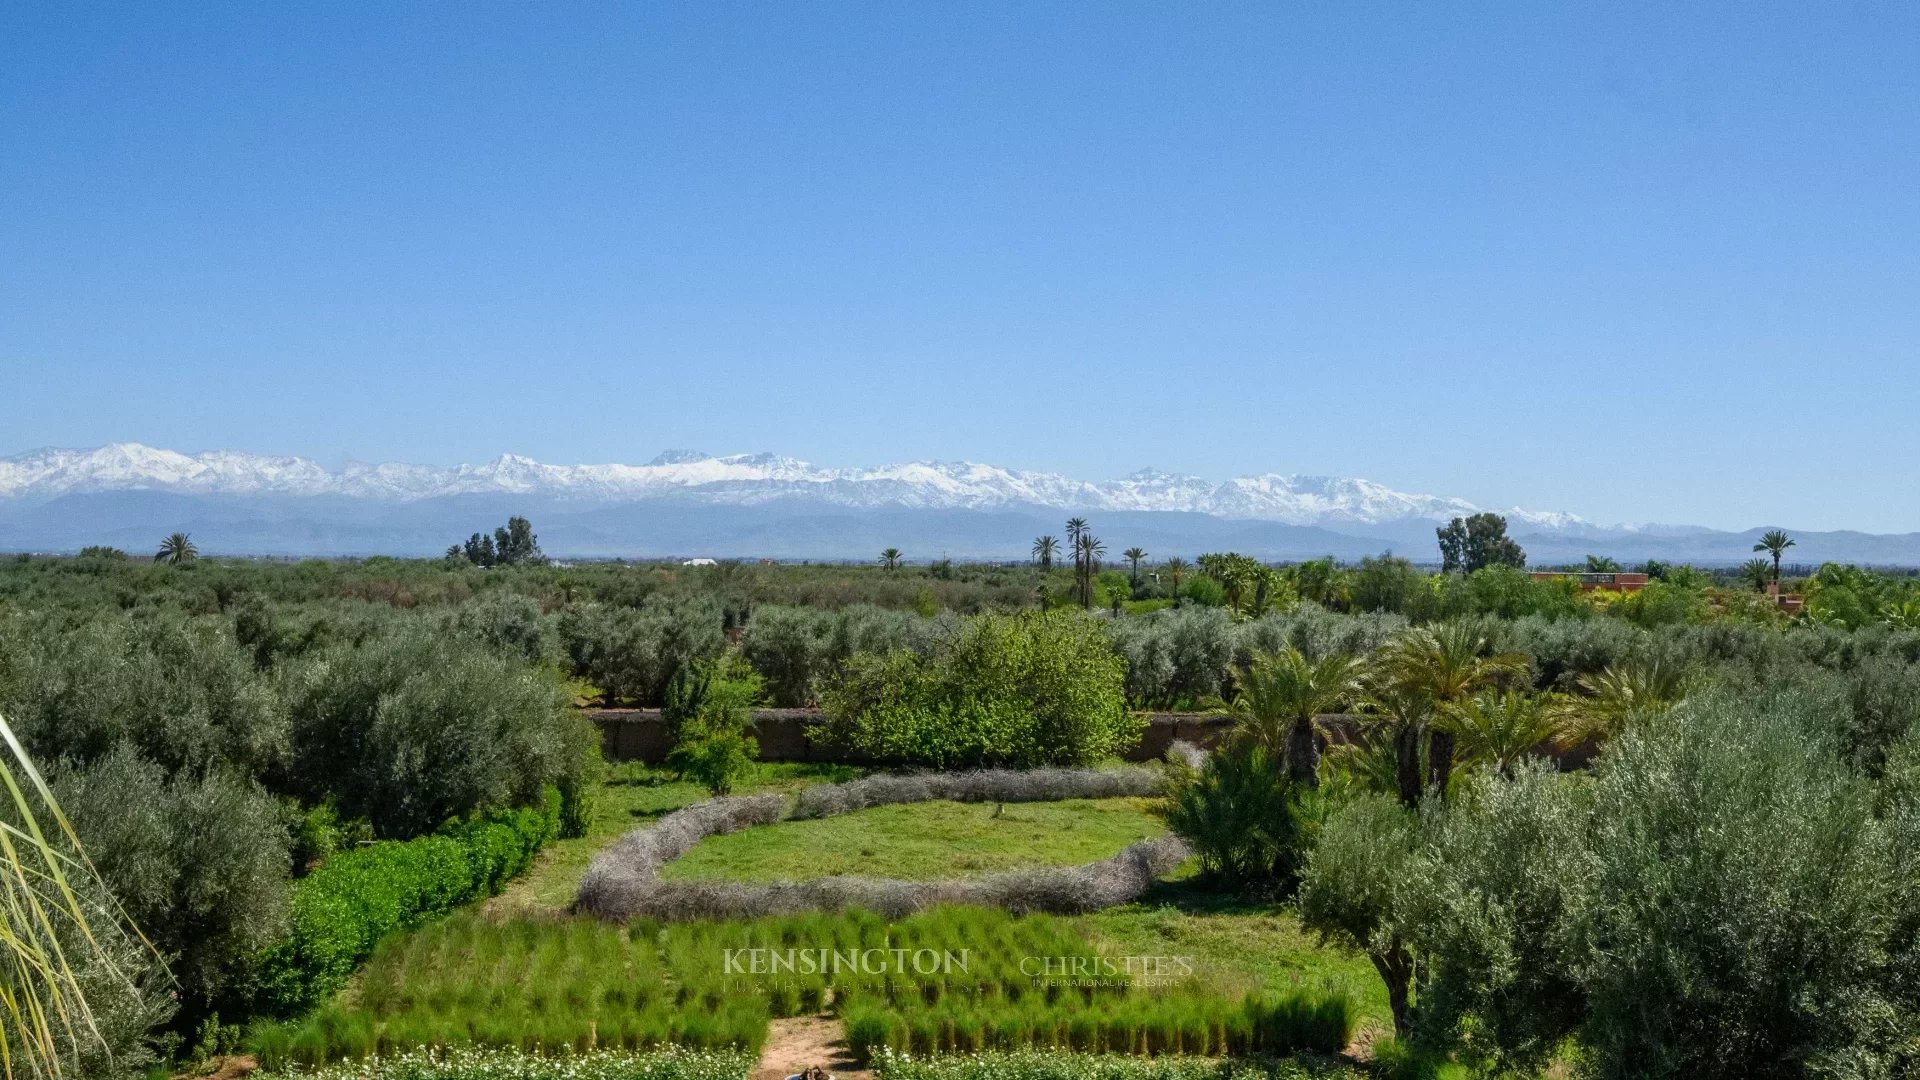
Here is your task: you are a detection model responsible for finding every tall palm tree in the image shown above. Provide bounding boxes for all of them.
[1031,535,1059,571]
[153,532,196,566]
[1,711,155,1078]
[1753,529,1795,586]
[1123,547,1148,587]
[1075,533,1106,608]
[1584,555,1621,573]
[1163,557,1189,605]
[1371,624,1529,799]
[878,548,903,571]
[1738,558,1773,592]
[1232,648,1366,787]
[1064,519,1089,604]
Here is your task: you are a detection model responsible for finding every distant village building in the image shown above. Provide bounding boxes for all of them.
[1529,571,1649,593]
[683,557,718,567]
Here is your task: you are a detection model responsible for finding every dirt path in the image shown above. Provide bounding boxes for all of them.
[754,1015,867,1080]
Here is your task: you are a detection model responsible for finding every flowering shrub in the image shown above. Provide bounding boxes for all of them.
[261,1045,754,1080]
[872,1049,1364,1080]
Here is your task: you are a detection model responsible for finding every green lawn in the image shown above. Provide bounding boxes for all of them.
[660,797,1169,882]
[488,761,861,913]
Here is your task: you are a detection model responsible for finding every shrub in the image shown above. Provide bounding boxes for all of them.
[1577,689,1898,1078]
[817,612,1138,769]
[446,591,549,664]
[666,662,762,796]
[740,605,834,706]
[254,793,559,1017]
[1297,794,1426,1037]
[558,595,725,706]
[0,611,287,777]
[1410,760,1593,1070]
[285,630,590,837]
[53,744,292,1026]
[871,1049,1366,1080]
[1162,741,1315,891]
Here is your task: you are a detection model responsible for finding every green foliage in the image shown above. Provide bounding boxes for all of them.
[1435,513,1524,574]
[454,516,545,568]
[1297,794,1425,1036]
[558,595,726,706]
[818,612,1137,768]
[285,629,589,838]
[872,1049,1367,1080]
[1411,761,1592,1071]
[666,660,762,796]
[255,793,559,1017]
[1348,554,1432,619]
[1577,689,1901,1078]
[446,591,549,664]
[255,1045,755,1080]
[1163,741,1317,890]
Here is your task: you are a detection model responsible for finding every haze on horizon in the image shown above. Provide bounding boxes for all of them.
[4,3,1917,533]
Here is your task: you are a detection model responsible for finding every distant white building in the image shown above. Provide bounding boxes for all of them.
[682,557,718,567]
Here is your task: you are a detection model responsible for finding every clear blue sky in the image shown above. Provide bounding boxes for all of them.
[3,3,1916,532]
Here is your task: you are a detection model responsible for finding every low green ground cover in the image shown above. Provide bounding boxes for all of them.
[251,906,1353,1069]
[489,762,861,913]
[660,797,1168,882]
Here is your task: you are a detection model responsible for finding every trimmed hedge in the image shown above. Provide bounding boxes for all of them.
[256,790,560,1016]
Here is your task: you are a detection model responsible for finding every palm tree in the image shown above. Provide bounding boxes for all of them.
[1352,679,1435,809]
[1075,532,1107,608]
[1554,655,1688,749]
[1123,547,1148,587]
[1739,558,1773,592]
[1371,624,1529,799]
[1162,557,1189,606]
[1753,529,1795,586]
[878,548,903,571]
[154,532,197,565]
[1232,648,1366,786]
[1031,535,1059,571]
[1,711,156,1078]
[1584,555,1621,573]
[1064,519,1089,603]
[1448,690,1563,776]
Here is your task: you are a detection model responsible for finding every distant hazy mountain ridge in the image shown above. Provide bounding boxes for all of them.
[2,443,1912,564]
[0,443,1584,529]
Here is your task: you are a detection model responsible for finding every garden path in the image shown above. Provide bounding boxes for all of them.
[753,1015,866,1080]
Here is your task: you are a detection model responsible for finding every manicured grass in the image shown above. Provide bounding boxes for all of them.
[488,761,861,913]
[660,797,1169,883]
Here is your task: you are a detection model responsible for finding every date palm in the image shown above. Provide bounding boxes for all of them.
[1739,558,1773,592]
[1351,678,1435,808]
[1371,623,1529,799]
[153,532,196,566]
[1123,547,1148,587]
[1448,689,1563,776]
[1553,655,1688,749]
[1162,557,1189,605]
[1031,535,1058,571]
[1074,532,1106,608]
[1753,529,1795,585]
[1,711,157,1078]
[1232,647,1367,787]
[878,548,902,570]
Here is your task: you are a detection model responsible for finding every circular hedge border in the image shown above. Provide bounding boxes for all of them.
[573,766,1190,922]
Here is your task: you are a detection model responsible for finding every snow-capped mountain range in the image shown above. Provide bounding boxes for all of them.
[0,443,1587,531]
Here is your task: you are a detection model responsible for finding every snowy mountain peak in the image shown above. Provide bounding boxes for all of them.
[0,443,1592,533]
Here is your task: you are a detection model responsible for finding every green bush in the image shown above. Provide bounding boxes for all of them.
[871,1049,1365,1080]
[254,792,559,1017]
[53,744,292,1026]
[1163,740,1316,891]
[558,595,725,706]
[1578,689,1899,1078]
[666,661,762,796]
[818,612,1138,768]
[285,630,590,838]
[740,604,834,706]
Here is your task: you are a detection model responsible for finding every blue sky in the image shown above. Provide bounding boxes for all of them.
[3,3,1916,532]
